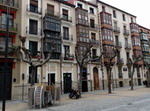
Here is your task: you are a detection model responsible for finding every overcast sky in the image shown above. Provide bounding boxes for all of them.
[99,0,150,29]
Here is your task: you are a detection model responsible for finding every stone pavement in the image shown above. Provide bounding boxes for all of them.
[0,86,148,111]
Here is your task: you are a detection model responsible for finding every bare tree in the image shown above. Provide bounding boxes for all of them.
[75,43,104,97]
[128,56,143,90]
[104,48,117,94]
[17,36,55,86]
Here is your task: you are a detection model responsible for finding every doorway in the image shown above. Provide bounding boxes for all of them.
[93,67,99,90]
[0,62,12,100]
[63,73,72,93]
[48,73,55,85]
[82,68,88,92]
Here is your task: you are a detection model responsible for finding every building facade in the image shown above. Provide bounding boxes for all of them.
[0,0,149,100]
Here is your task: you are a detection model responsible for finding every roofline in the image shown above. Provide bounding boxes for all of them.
[138,25,150,31]
[56,0,75,7]
[97,0,136,18]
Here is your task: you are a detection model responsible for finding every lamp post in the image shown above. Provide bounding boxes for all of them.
[2,0,11,111]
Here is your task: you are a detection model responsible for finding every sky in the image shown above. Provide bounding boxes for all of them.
[99,0,150,29]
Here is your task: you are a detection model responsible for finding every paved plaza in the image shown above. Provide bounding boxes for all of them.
[1,86,150,111]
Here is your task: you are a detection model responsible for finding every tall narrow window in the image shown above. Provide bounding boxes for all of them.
[29,19,38,35]
[91,33,96,40]
[29,66,38,83]
[47,4,54,15]
[63,27,69,40]
[92,49,97,57]
[122,14,126,21]
[77,3,82,8]
[113,10,116,18]
[2,13,13,29]
[89,7,94,14]
[29,41,38,56]
[62,9,68,21]
[64,45,70,58]
[90,19,95,28]
[102,6,105,12]
[30,0,38,13]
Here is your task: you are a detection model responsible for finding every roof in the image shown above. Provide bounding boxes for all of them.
[98,0,136,17]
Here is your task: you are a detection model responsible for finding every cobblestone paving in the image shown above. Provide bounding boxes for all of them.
[1,86,150,111]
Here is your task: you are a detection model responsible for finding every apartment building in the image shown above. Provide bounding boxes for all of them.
[0,0,19,100]
[97,1,145,88]
[0,0,149,100]
[139,25,150,80]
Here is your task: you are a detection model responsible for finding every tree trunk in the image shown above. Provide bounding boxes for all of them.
[31,66,36,86]
[131,66,135,90]
[78,67,83,97]
[107,67,111,93]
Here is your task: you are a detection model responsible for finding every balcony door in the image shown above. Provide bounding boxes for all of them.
[63,27,69,40]
[47,4,54,15]
[29,19,38,35]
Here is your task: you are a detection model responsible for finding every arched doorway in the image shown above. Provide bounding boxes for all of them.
[93,67,99,90]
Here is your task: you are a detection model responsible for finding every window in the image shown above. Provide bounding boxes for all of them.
[126,52,130,60]
[2,13,13,29]
[92,49,97,57]
[29,19,38,35]
[89,7,94,14]
[102,6,105,12]
[0,37,12,51]
[47,4,54,15]
[30,0,38,13]
[64,45,70,57]
[100,12,112,25]
[122,14,126,21]
[113,10,116,18]
[91,33,96,40]
[29,66,38,83]
[29,41,38,56]
[63,27,69,40]
[90,19,95,28]
[62,9,69,21]
[101,28,113,41]
[77,3,82,8]
[132,37,141,46]
[130,23,139,33]
[131,17,133,23]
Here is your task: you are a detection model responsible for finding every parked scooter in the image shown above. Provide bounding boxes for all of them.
[69,89,80,99]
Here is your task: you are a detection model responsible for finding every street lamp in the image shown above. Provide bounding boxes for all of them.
[2,0,12,111]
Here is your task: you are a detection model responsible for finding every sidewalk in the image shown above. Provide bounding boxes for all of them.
[0,86,148,111]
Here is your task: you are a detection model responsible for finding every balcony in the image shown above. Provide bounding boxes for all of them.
[125,44,131,50]
[0,22,17,34]
[102,40,114,46]
[117,58,124,66]
[115,42,122,49]
[123,29,130,36]
[45,9,60,18]
[118,72,123,78]
[63,54,74,61]
[26,26,42,36]
[90,39,99,46]
[113,26,120,33]
[133,45,142,50]
[76,18,89,26]
[60,14,72,22]
[0,0,18,10]
[89,24,98,30]
[26,4,41,14]
[77,38,89,43]
[62,33,73,42]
